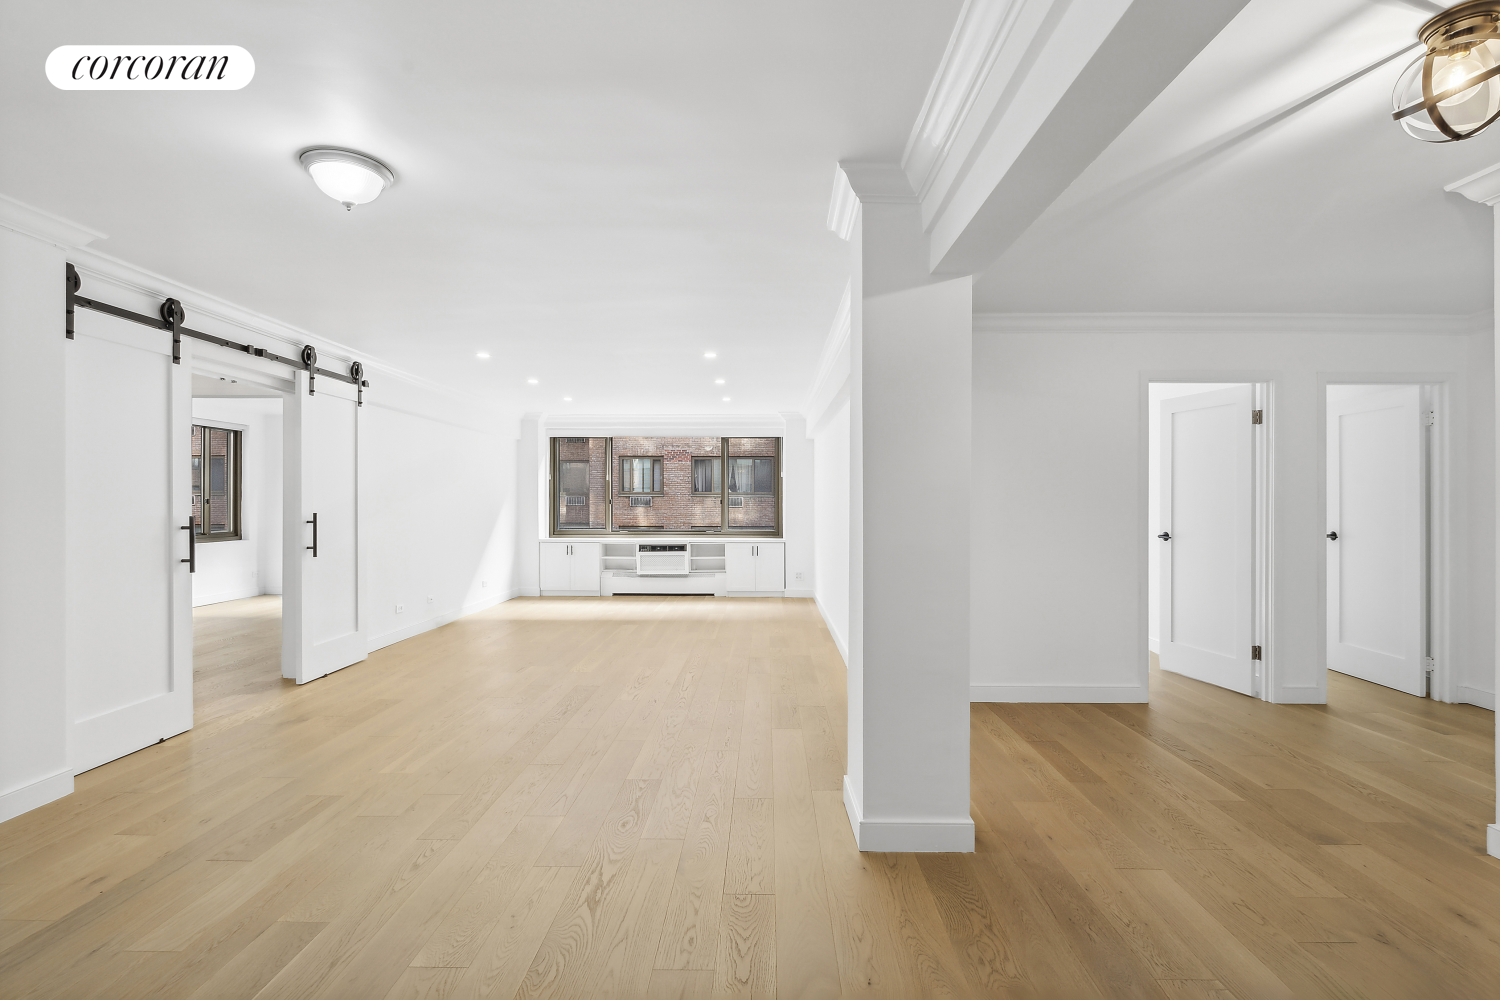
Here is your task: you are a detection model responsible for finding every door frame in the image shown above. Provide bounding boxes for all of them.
[1319,374,1451,702]
[1141,373,1275,701]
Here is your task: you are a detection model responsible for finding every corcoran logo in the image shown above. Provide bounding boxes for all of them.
[46,46,254,90]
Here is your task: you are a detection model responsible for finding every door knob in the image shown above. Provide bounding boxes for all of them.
[1326,531,1338,540]
[1157,532,1171,541]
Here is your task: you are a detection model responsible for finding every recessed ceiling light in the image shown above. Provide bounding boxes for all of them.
[722,396,731,402]
[299,147,395,210]
[526,377,538,384]
[714,378,725,384]
[704,351,717,359]
[475,352,490,359]
[562,396,573,401]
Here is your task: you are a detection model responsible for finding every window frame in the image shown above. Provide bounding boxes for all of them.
[690,456,723,496]
[617,455,666,496]
[191,421,244,544]
[727,456,777,496]
[549,436,781,537]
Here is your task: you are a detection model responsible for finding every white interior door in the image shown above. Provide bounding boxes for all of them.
[66,308,193,772]
[282,370,366,683]
[1327,385,1425,696]
[1159,385,1255,695]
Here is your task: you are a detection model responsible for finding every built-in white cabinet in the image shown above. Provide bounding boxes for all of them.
[540,541,602,594]
[726,542,784,593]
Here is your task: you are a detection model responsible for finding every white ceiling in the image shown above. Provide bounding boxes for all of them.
[976,0,1500,316]
[1,1,960,416]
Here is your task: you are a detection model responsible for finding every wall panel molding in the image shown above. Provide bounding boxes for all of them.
[973,311,1491,336]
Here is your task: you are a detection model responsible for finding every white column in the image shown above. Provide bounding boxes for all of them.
[779,412,814,596]
[1446,164,1500,859]
[518,413,542,596]
[832,164,974,851]
[0,207,88,821]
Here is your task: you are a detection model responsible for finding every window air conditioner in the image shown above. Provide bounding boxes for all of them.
[637,543,689,576]
[629,496,652,507]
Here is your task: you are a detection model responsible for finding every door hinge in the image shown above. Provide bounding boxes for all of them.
[1251,409,1263,425]
[1250,645,1262,660]
[1424,411,1436,427]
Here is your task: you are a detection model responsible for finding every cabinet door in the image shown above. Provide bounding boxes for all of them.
[726,543,757,591]
[540,542,573,591]
[755,544,785,591]
[570,543,602,594]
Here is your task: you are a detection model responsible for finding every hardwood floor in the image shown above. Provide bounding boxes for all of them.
[0,595,1496,998]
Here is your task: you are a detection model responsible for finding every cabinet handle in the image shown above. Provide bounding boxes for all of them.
[307,513,318,557]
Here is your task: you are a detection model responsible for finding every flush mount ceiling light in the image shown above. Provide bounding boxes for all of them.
[1393,2,1500,141]
[475,352,490,359]
[298,147,395,209]
[704,351,717,359]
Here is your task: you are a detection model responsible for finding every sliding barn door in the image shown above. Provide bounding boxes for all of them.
[1158,385,1255,696]
[282,370,366,683]
[66,307,193,772]
[1326,385,1425,696]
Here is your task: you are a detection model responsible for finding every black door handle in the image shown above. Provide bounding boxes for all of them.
[307,513,318,557]
[1157,532,1171,541]
[1327,531,1338,540]
[181,516,196,573]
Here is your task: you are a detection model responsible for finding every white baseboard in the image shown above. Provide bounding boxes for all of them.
[1458,685,1496,711]
[368,589,518,653]
[520,587,541,598]
[782,589,815,599]
[1489,825,1500,860]
[814,594,849,666]
[1272,684,1325,705]
[192,585,263,608]
[0,767,74,824]
[970,683,1147,703]
[842,775,974,852]
[1147,637,1160,654]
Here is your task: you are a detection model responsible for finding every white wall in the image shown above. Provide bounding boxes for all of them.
[1146,382,1243,652]
[811,398,850,660]
[0,225,71,823]
[191,397,283,607]
[972,320,1494,708]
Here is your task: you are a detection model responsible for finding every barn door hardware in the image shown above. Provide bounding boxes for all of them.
[64,263,371,394]
[302,345,318,395]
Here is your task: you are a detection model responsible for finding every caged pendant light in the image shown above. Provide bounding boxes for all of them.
[1393,1,1500,141]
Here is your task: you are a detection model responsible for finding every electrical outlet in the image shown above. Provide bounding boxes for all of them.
[395,604,405,614]
[794,571,804,581]
[428,595,435,604]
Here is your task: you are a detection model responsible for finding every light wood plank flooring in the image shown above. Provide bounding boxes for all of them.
[0,595,1496,998]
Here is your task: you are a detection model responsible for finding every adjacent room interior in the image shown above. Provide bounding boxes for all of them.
[3,1,1500,997]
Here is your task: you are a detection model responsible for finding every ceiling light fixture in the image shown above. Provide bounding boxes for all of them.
[562,396,573,401]
[704,351,717,359]
[722,396,731,402]
[476,352,490,359]
[527,377,539,384]
[299,147,395,209]
[714,378,725,384]
[1393,2,1500,141]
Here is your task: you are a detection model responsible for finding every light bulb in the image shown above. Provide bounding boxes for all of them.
[527,377,538,384]
[1436,49,1484,104]
[704,351,716,359]
[299,148,395,210]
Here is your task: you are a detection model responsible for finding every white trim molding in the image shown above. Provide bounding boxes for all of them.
[1447,162,1500,206]
[0,193,107,249]
[971,682,1147,703]
[974,311,1490,336]
[1489,824,1500,860]
[1271,684,1325,705]
[816,593,849,666]
[827,166,859,241]
[1458,685,1496,711]
[802,283,852,430]
[368,590,518,652]
[843,775,975,852]
[541,413,788,437]
[0,767,74,824]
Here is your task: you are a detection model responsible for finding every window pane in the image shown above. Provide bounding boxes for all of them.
[555,438,607,530]
[611,437,723,531]
[727,438,776,530]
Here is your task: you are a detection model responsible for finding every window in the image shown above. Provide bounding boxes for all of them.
[692,457,721,494]
[728,457,775,494]
[191,424,241,542]
[551,436,779,535]
[620,456,664,494]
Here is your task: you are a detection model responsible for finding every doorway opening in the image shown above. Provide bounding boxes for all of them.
[1324,383,1441,702]
[1148,381,1268,700]
[190,374,287,716]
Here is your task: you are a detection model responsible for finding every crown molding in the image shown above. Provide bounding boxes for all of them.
[1446,162,1500,206]
[973,311,1491,335]
[0,193,107,248]
[828,163,918,239]
[827,167,859,241]
[802,283,852,427]
[541,413,788,437]
[902,0,1032,206]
